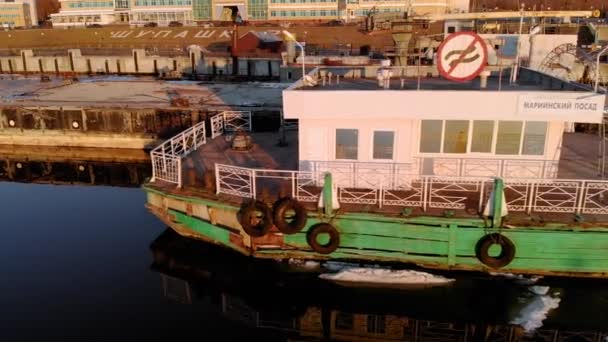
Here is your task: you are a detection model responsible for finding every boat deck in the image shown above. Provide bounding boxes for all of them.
[182,130,604,181]
[185,130,299,174]
[146,129,608,226]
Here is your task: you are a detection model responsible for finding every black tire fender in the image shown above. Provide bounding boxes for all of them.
[306,223,340,255]
[273,197,308,234]
[475,233,516,269]
[238,200,273,237]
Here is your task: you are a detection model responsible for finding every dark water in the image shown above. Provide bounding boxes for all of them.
[1,172,608,341]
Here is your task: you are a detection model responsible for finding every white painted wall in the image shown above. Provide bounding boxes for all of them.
[298,118,565,170]
[283,89,605,123]
[298,117,415,168]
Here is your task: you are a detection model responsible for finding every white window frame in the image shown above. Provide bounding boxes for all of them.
[417,119,549,158]
[468,120,497,155]
[371,129,396,161]
[334,128,359,161]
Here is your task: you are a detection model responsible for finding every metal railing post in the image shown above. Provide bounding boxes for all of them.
[594,45,608,93]
[150,154,157,182]
[215,166,221,195]
[291,172,296,199]
[177,158,182,188]
[575,180,585,214]
[251,169,257,199]
[193,126,197,149]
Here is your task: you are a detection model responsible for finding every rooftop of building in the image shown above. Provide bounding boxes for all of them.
[294,66,597,93]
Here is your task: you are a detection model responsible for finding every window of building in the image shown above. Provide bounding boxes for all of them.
[470,120,494,153]
[334,312,354,331]
[421,120,547,156]
[522,121,547,155]
[373,131,394,160]
[443,120,468,153]
[336,129,358,160]
[420,120,442,153]
[367,315,386,334]
[495,121,523,155]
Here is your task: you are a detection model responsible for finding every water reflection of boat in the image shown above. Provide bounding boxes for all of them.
[0,145,151,186]
[149,229,608,342]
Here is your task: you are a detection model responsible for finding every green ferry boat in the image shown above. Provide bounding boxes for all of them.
[142,54,608,278]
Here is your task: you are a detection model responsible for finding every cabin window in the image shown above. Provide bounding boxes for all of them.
[335,312,354,331]
[420,120,442,153]
[421,120,547,156]
[471,120,494,153]
[335,129,358,160]
[496,121,523,155]
[443,120,469,153]
[522,121,547,155]
[373,131,394,160]
[367,315,386,334]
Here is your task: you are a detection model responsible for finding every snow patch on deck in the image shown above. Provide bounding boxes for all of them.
[319,267,455,285]
[510,286,561,333]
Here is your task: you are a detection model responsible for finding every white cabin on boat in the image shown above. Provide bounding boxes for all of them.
[282,67,606,188]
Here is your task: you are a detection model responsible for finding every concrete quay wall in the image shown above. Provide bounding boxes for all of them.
[0,105,204,149]
[0,48,281,78]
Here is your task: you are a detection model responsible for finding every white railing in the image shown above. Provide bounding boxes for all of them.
[211,113,224,139]
[150,111,251,187]
[304,158,559,187]
[151,120,207,186]
[215,163,608,215]
[215,164,319,202]
[223,111,252,132]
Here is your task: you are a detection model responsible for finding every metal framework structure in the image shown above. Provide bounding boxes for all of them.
[538,43,599,84]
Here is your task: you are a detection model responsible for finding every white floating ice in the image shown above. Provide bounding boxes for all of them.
[489,272,542,285]
[319,267,455,285]
[288,258,321,270]
[510,287,561,333]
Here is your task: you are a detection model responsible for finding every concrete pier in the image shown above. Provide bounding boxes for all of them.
[0,75,286,149]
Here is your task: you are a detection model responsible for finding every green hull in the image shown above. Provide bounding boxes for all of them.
[143,184,608,278]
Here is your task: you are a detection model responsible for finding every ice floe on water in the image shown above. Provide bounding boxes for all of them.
[489,271,542,285]
[319,267,455,285]
[510,285,561,334]
[287,258,321,271]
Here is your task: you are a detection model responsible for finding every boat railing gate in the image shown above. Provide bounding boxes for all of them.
[215,163,608,216]
[211,110,253,138]
[150,111,252,187]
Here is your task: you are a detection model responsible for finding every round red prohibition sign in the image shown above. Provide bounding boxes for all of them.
[437,32,488,82]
